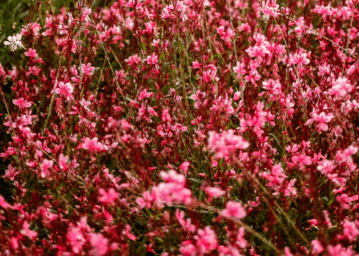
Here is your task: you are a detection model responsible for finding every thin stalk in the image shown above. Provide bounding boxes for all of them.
[197,202,282,254]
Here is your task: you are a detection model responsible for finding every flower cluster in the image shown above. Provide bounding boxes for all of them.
[1,0,359,255]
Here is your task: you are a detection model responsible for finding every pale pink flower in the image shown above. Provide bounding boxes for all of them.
[317,159,335,175]
[3,164,20,181]
[144,53,158,65]
[4,33,25,51]
[207,129,250,160]
[176,209,196,233]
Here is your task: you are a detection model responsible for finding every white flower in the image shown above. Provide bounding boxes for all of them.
[4,33,25,52]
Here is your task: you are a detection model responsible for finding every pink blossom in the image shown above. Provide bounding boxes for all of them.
[343,219,359,242]
[204,186,225,201]
[288,52,310,66]
[13,98,32,108]
[98,188,119,205]
[246,45,270,59]
[144,53,158,66]
[67,226,86,253]
[327,77,353,97]
[20,221,38,240]
[311,240,324,254]
[90,233,108,256]
[81,63,95,76]
[54,82,74,101]
[40,159,54,178]
[208,129,249,160]
[24,48,38,58]
[179,161,190,174]
[82,137,104,152]
[221,201,246,219]
[305,112,334,132]
[125,224,137,241]
[0,195,11,209]
[195,226,218,255]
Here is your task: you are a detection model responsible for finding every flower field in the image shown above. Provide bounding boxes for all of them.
[1,0,359,255]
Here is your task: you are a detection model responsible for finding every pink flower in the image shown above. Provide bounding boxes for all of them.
[0,195,11,209]
[54,82,74,101]
[3,164,20,181]
[207,129,250,160]
[125,54,141,66]
[221,201,246,219]
[195,226,218,255]
[40,159,54,178]
[305,112,334,132]
[179,161,190,174]
[144,53,158,65]
[176,209,196,233]
[328,77,353,97]
[59,154,69,170]
[125,225,137,241]
[343,219,359,242]
[136,191,153,209]
[311,240,324,254]
[81,63,95,76]
[204,186,225,201]
[179,242,196,256]
[24,48,38,58]
[246,45,270,59]
[288,52,310,66]
[98,188,119,205]
[90,233,108,256]
[67,226,85,253]
[260,163,287,189]
[13,98,32,108]
[20,221,37,240]
[317,159,335,175]
[82,137,104,152]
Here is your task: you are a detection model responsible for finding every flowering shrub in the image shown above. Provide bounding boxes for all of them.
[1,0,359,255]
